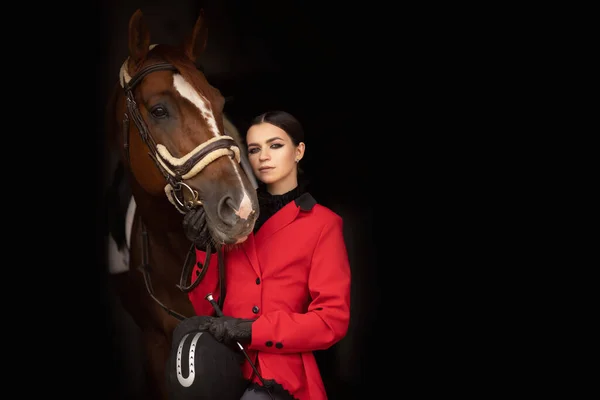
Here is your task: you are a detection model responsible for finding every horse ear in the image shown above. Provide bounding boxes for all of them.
[183,10,208,61]
[128,9,151,68]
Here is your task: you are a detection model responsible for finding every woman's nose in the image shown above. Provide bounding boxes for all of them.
[259,150,270,161]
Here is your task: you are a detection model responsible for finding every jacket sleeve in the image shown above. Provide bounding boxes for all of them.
[187,247,219,316]
[249,216,351,353]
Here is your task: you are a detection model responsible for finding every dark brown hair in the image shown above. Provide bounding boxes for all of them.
[249,110,304,145]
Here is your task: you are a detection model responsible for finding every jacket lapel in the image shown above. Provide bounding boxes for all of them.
[255,200,300,245]
[242,233,261,278]
[245,193,316,274]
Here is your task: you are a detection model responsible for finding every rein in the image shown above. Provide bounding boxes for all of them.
[137,220,226,321]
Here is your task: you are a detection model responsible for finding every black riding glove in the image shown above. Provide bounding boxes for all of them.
[198,316,255,346]
[182,207,215,252]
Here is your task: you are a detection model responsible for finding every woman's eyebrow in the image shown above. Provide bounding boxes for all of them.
[247,136,284,147]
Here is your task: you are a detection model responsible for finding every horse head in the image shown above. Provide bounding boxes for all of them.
[109,9,259,246]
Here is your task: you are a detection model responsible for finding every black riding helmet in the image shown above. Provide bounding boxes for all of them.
[166,316,248,400]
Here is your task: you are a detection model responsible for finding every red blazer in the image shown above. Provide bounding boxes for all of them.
[188,193,351,400]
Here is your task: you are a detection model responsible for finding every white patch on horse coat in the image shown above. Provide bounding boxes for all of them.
[107,197,136,274]
[125,196,136,249]
[236,191,253,220]
[173,75,221,137]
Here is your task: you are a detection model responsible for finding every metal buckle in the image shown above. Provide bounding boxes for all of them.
[172,181,202,210]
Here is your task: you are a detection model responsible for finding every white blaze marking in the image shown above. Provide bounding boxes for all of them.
[173,75,221,137]
[172,74,254,217]
[236,191,253,220]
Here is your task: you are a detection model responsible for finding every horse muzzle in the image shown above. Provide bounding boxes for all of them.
[158,135,257,215]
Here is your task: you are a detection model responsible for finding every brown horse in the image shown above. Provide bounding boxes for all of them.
[105,9,259,400]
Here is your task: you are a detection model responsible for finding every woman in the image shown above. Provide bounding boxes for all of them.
[167,111,351,400]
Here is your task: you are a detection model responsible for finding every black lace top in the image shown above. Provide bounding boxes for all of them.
[253,181,307,234]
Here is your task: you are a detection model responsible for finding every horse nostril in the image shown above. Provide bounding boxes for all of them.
[217,196,238,227]
[225,197,237,210]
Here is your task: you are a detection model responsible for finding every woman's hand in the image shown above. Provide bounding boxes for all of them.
[199,316,255,346]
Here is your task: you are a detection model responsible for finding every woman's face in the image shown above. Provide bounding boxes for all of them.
[246,122,304,191]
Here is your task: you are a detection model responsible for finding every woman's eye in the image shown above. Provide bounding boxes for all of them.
[271,143,283,149]
[150,106,168,118]
[248,148,259,154]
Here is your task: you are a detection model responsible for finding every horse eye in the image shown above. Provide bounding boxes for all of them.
[150,106,168,118]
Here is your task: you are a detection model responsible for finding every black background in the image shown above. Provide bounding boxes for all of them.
[16,0,514,398]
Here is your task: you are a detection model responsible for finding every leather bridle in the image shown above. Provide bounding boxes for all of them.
[120,60,257,320]
[121,61,257,214]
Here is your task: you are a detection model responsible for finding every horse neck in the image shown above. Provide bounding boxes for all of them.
[131,181,185,236]
[132,187,193,277]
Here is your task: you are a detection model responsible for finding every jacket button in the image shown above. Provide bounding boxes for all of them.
[252,306,260,314]
[266,341,273,347]
[255,278,260,285]
[275,342,283,349]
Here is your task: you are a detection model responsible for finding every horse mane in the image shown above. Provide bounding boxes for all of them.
[223,113,244,151]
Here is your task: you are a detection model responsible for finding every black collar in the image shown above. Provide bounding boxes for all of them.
[294,192,317,211]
